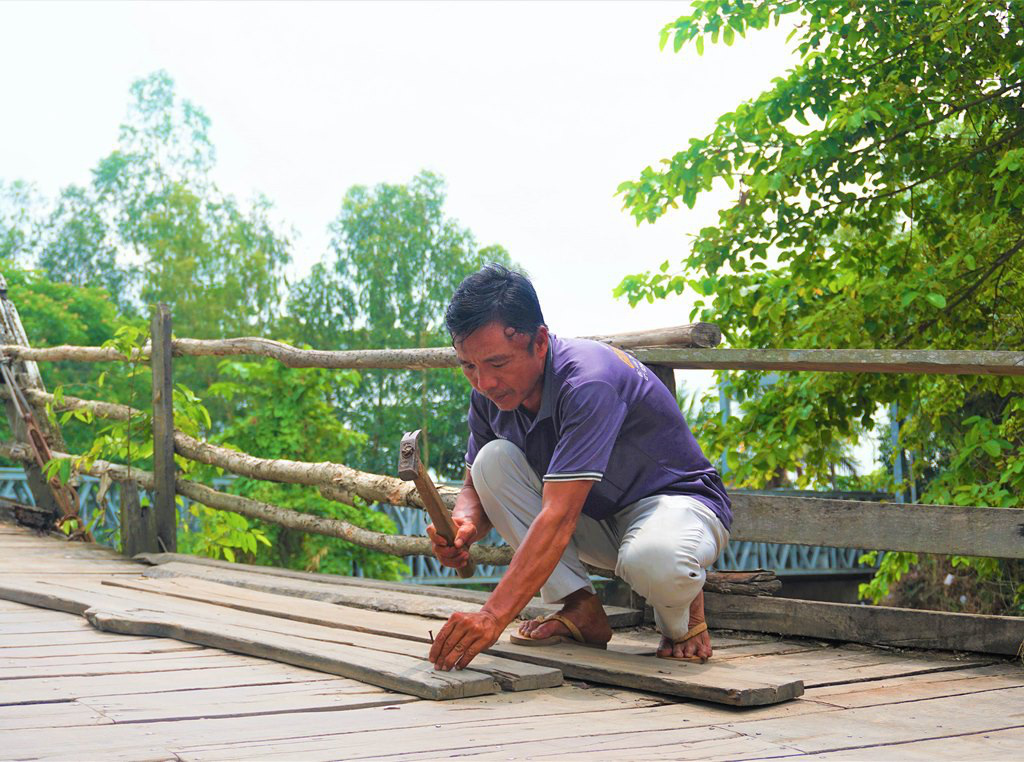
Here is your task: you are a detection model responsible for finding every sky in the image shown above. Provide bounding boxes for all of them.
[0,1,798,337]
[0,1,875,467]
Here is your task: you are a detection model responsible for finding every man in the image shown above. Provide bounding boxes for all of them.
[427,264,731,671]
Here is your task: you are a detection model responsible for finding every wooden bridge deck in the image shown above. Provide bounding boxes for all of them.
[2,520,1023,761]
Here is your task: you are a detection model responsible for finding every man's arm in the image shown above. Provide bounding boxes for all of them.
[426,468,494,569]
[429,479,592,670]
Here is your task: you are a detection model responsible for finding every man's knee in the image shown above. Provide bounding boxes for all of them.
[470,439,526,487]
[616,529,705,606]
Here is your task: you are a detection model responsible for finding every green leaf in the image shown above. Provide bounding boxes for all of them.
[926,293,947,309]
[723,26,735,46]
[695,36,705,56]
[982,440,1002,458]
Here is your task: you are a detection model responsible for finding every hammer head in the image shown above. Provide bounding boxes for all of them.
[398,429,422,481]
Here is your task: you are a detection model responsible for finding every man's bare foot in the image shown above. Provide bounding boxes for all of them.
[517,588,613,646]
[657,590,712,661]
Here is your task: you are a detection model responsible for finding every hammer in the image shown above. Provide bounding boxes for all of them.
[398,430,476,579]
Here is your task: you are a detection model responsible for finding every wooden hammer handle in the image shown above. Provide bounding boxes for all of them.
[415,463,476,579]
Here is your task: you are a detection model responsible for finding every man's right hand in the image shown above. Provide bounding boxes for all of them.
[427,516,478,569]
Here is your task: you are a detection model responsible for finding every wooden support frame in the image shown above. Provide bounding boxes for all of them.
[729,493,1024,559]
[119,480,159,557]
[150,304,177,553]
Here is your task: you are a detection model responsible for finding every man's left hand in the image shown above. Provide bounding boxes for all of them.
[429,610,503,670]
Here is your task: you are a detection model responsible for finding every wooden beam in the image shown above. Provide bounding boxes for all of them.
[118,481,159,557]
[149,304,176,553]
[632,347,1024,376]
[729,494,1024,559]
[704,593,1024,656]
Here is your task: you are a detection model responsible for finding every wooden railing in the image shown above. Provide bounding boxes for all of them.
[1,293,1022,654]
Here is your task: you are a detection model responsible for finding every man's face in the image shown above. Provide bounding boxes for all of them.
[454,322,549,413]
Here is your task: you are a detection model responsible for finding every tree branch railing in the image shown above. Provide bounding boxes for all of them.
[3,342,1022,376]
[2,317,1022,587]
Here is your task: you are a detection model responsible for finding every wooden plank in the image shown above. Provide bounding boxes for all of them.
[178,699,831,762]
[78,681,417,725]
[804,664,1024,709]
[0,702,113,732]
[0,651,274,679]
[800,725,1024,760]
[705,592,1024,656]
[0,629,156,648]
[150,303,177,553]
[0,577,499,701]
[0,661,356,705]
[141,560,639,626]
[105,577,563,692]
[719,647,993,688]
[632,347,1024,376]
[730,492,1024,558]
[0,639,202,659]
[114,573,807,664]
[487,640,804,706]
[134,553,642,626]
[717,685,1024,754]
[0,684,666,760]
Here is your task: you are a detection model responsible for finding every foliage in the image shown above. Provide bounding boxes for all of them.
[616,1,1024,611]
[285,171,513,480]
[205,358,407,579]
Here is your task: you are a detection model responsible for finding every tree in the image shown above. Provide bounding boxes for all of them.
[616,2,1024,612]
[204,358,407,579]
[285,171,513,480]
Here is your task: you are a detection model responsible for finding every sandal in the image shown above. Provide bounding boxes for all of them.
[509,612,608,649]
[656,621,710,662]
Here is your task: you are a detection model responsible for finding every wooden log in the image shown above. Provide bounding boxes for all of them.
[18,387,461,513]
[150,304,176,553]
[0,440,510,566]
[729,493,1024,559]
[0,323,719,368]
[704,593,1024,656]
[632,347,1024,376]
[588,323,722,349]
[118,480,159,557]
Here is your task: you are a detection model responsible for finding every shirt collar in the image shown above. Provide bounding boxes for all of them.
[532,336,558,424]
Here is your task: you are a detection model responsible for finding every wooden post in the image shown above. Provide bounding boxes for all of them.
[151,304,177,552]
[119,480,159,556]
[647,364,677,398]
[0,275,70,527]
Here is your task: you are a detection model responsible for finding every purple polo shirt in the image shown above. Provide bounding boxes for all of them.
[464,335,732,529]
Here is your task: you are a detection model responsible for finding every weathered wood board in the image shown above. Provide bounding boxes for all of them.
[729,492,1024,558]
[138,557,641,626]
[106,575,806,706]
[705,592,1024,656]
[106,576,560,690]
[0,578,501,701]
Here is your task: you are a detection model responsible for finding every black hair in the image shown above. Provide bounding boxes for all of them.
[445,263,546,344]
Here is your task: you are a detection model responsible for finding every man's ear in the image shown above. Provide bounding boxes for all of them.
[532,325,550,357]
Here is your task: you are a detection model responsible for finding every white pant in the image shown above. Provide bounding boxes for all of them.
[471,439,729,640]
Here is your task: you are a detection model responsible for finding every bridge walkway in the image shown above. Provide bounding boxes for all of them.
[1,520,1022,760]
